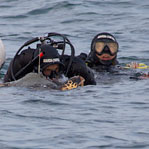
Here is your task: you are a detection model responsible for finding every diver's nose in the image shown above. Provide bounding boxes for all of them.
[103,45,110,53]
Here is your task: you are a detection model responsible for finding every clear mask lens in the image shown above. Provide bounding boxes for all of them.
[95,41,118,55]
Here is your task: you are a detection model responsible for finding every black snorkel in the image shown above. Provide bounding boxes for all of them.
[10,32,75,81]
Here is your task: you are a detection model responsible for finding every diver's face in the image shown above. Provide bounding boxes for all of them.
[43,64,59,78]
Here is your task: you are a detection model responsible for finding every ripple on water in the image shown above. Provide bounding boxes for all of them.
[0,0,149,148]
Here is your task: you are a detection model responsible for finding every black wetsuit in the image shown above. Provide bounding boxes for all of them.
[4,48,96,85]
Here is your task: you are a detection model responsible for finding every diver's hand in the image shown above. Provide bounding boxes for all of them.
[60,76,85,91]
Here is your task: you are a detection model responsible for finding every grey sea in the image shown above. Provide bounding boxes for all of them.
[0,0,149,148]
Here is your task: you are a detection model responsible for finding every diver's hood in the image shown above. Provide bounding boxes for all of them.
[89,32,118,65]
[34,44,64,72]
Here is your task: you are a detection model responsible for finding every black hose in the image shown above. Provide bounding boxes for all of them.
[11,37,40,81]
[14,53,42,78]
[47,32,75,75]
[10,33,75,81]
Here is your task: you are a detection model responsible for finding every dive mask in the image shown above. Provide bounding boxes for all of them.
[95,41,118,56]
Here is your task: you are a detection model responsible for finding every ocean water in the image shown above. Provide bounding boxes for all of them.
[0,0,149,148]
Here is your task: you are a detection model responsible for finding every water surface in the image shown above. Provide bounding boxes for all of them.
[0,0,149,148]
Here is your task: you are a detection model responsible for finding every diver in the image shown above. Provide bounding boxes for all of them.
[79,32,119,72]
[78,32,149,80]
[4,33,96,90]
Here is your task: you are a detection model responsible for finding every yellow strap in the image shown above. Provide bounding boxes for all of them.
[124,63,149,69]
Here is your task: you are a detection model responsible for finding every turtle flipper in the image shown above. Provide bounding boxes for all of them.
[60,76,85,91]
